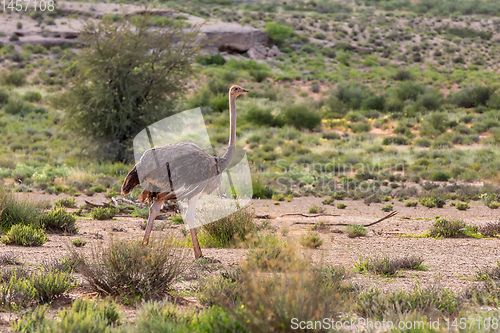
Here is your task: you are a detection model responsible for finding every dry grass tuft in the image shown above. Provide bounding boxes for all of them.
[70,237,189,298]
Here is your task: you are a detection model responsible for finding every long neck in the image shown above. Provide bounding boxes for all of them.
[219,95,237,171]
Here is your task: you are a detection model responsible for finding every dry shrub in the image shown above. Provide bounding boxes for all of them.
[200,207,255,248]
[299,231,324,248]
[199,242,350,333]
[356,255,425,276]
[70,237,189,298]
[479,221,500,237]
[358,284,460,319]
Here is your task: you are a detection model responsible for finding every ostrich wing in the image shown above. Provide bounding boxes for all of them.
[135,142,221,201]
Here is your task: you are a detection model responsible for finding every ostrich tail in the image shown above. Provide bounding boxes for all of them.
[121,166,140,195]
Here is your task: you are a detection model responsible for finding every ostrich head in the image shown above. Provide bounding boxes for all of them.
[229,85,249,97]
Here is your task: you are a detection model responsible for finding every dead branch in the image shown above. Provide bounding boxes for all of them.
[291,211,398,227]
[281,213,341,218]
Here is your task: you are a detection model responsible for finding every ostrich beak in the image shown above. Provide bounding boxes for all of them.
[241,88,249,93]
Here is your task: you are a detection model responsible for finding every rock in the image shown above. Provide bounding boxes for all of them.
[247,44,267,59]
[267,45,284,57]
[203,23,269,53]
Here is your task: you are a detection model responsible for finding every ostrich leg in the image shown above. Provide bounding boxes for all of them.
[142,200,164,245]
[186,195,203,259]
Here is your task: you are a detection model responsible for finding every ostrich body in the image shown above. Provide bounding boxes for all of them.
[122,85,248,259]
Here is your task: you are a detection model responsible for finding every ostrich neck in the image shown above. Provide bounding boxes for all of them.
[219,95,236,171]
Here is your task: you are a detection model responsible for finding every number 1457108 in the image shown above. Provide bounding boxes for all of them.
[2,0,55,12]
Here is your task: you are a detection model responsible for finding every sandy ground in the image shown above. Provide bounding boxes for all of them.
[0,192,499,328]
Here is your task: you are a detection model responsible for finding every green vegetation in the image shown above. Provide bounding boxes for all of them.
[89,207,119,220]
[1,224,47,246]
[72,237,87,247]
[345,224,367,238]
[58,15,201,162]
[2,0,500,330]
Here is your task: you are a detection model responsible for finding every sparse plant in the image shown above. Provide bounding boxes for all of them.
[308,205,323,214]
[405,200,418,207]
[299,231,323,249]
[72,238,87,247]
[337,203,347,209]
[454,202,470,211]
[170,214,184,224]
[345,224,367,238]
[381,204,393,212]
[53,197,76,208]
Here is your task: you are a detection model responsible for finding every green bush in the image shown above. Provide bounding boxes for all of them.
[31,269,75,304]
[0,88,9,106]
[345,224,367,238]
[264,22,293,45]
[4,99,34,116]
[40,208,78,234]
[382,136,409,145]
[415,138,431,147]
[417,196,433,208]
[244,105,281,127]
[454,202,470,211]
[381,204,393,212]
[22,91,42,102]
[336,203,347,209]
[429,170,451,181]
[1,70,26,86]
[53,197,76,208]
[89,185,106,193]
[281,104,321,130]
[197,54,226,66]
[489,202,500,209]
[450,86,491,109]
[405,200,418,207]
[1,224,47,246]
[89,207,119,220]
[428,218,471,238]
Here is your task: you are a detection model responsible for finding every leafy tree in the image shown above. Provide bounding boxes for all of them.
[59,14,201,162]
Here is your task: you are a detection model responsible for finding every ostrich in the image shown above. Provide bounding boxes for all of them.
[121,85,249,259]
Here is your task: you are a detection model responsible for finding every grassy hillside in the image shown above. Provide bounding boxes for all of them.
[0,0,499,200]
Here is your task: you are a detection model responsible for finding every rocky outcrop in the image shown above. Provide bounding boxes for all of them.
[0,1,272,57]
[202,23,269,53]
[247,44,284,60]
